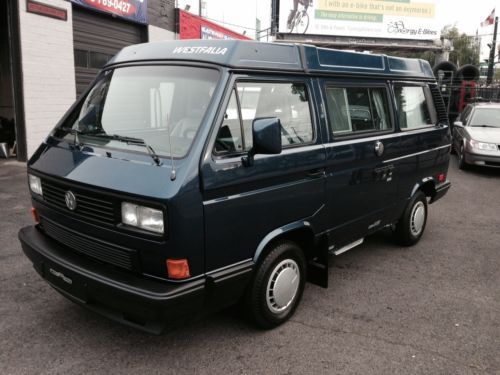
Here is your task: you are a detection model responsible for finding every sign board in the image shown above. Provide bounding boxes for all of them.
[177,9,251,40]
[70,0,147,24]
[278,0,438,40]
[26,0,67,20]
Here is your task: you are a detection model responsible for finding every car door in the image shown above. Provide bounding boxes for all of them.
[319,79,400,247]
[201,75,326,271]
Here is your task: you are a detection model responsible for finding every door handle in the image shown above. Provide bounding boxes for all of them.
[307,168,325,178]
[374,140,384,157]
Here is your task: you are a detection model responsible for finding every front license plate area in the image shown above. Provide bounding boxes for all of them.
[43,263,88,303]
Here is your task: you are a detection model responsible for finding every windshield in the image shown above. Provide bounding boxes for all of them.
[57,65,220,158]
[470,108,500,128]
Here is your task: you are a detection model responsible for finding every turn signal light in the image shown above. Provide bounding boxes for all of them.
[166,259,190,279]
[437,173,446,183]
[31,207,39,223]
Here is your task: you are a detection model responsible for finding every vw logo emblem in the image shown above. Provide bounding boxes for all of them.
[64,191,77,211]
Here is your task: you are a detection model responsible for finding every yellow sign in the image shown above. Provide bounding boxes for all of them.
[317,0,435,19]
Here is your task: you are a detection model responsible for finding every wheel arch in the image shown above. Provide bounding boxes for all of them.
[410,177,437,201]
[253,221,316,264]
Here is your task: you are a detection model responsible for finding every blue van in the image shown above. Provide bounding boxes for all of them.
[18,40,451,333]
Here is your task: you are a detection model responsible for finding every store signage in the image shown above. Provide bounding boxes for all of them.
[70,0,148,24]
[177,9,251,40]
[278,0,438,41]
[26,0,67,21]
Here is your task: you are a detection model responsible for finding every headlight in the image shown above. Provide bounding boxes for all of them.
[121,202,164,234]
[28,174,43,196]
[469,140,497,151]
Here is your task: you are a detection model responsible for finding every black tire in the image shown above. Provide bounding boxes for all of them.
[394,191,428,246]
[246,241,306,329]
[458,143,468,170]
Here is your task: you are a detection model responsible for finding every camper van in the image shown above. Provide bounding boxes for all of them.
[19,40,451,333]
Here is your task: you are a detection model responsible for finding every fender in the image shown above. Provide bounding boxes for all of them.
[410,176,438,201]
[252,220,313,263]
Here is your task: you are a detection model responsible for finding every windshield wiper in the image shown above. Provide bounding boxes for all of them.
[470,124,496,128]
[103,134,162,167]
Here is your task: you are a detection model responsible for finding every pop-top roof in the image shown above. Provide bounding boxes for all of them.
[107,39,434,79]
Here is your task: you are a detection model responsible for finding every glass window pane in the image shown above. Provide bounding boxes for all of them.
[237,82,313,149]
[74,49,88,67]
[395,86,434,129]
[214,90,243,154]
[89,52,111,69]
[325,86,391,135]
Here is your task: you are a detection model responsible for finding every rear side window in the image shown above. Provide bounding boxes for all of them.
[324,86,391,135]
[395,86,437,130]
[214,81,314,155]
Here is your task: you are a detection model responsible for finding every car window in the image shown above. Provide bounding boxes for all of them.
[214,89,244,154]
[324,86,391,135]
[395,85,437,130]
[214,81,314,155]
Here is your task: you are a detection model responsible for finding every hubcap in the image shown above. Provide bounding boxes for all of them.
[410,201,426,236]
[266,259,300,314]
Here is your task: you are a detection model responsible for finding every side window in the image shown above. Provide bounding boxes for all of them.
[395,85,437,130]
[324,86,391,135]
[214,81,314,155]
[214,89,244,154]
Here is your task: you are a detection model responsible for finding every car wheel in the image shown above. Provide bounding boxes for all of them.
[458,143,468,170]
[394,191,428,246]
[246,241,306,329]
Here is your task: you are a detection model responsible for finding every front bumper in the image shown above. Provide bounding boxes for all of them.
[464,150,500,168]
[19,225,251,334]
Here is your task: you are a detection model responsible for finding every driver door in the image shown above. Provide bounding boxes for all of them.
[201,76,326,272]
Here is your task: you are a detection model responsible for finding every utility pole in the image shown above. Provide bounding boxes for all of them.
[486,16,498,85]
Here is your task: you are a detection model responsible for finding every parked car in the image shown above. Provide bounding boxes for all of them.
[453,102,500,169]
[18,40,451,333]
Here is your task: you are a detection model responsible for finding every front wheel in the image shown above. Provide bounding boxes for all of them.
[394,191,428,246]
[458,143,468,170]
[246,241,306,329]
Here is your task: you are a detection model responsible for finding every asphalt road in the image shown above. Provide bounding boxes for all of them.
[1,157,499,374]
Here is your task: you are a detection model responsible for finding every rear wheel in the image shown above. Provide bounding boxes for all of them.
[394,191,428,246]
[246,241,306,329]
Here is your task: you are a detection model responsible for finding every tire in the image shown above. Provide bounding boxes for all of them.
[458,143,468,170]
[246,241,306,329]
[394,191,428,246]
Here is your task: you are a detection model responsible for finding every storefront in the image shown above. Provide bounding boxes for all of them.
[1,0,176,161]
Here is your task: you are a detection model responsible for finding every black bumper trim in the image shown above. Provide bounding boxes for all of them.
[19,226,212,333]
[430,180,451,204]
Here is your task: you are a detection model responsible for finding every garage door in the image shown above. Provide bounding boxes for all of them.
[72,6,145,97]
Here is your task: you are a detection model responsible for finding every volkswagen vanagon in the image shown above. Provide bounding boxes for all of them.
[19,40,451,333]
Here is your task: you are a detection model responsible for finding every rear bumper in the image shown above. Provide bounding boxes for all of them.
[430,180,451,204]
[19,225,252,333]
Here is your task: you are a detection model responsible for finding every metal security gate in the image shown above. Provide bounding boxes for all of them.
[72,6,145,97]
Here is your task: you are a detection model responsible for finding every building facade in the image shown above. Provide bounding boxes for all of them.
[1,0,177,160]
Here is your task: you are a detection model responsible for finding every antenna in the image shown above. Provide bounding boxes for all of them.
[166,114,176,181]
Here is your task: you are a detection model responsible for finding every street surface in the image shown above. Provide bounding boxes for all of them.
[0,157,499,374]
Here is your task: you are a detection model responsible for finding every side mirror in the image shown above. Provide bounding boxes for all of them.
[242,117,282,167]
[454,121,464,128]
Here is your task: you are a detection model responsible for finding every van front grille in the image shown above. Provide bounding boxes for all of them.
[41,217,138,271]
[41,179,116,226]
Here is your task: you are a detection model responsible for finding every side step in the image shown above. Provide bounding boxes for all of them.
[329,238,364,256]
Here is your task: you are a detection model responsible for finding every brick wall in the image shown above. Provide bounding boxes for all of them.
[19,0,76,157]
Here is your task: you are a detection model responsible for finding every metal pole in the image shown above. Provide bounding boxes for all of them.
[486,17,498,85]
